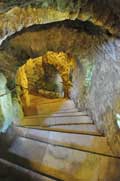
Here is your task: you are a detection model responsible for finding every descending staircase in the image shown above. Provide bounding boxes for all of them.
[0,99,120,181]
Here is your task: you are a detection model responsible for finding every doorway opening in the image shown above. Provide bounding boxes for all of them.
[15,51,75,125]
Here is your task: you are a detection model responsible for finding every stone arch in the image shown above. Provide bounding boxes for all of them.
[16,51,74,100]
[0,0,119,47]
[2,21,100,107]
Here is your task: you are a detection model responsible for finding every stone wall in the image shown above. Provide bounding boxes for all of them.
[0,73,23,132]
[87,39,120,156]
[24,57,43,91]
[16,65,30,108]
[0,73,13,132]
[70,59,86,110]
[70,37,120,156]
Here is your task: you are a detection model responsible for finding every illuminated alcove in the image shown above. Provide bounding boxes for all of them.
[15,51,74,116]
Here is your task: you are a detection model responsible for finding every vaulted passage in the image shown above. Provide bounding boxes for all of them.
[15,51,74,119]
[0,1,120,180]
[16,51,74,99]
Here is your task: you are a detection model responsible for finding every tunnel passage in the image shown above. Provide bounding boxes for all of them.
[15,51,74,113]
[0,19,120,156]
[0,2,120,180]
[1,20,103,110]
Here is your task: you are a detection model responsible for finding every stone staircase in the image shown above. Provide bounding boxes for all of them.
[1,100,120,180]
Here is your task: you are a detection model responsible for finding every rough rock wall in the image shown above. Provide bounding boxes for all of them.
[88,39,120,156]
[70,37,120,156]
[0,73,23,133]
[70,50,95,111]
[0,5,78,45]
[24,57,44,91]
[0,0,120,46]
[16,65,30,108]
[0,51,17,87]
[70,59,87,110]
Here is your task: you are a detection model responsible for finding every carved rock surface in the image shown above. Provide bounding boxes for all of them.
[0,0,119,46]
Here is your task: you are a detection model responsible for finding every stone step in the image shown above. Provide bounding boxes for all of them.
[17,124,101,136]
[57,108,79,113]
[15,127,114,157]
[26,111,88,118]
[0,158,55,181]
[52,111,88,116]
[45,124,101,136]
[26,109,79,117]
[59,100,76,108]
[22,115,93,127]
[8,137,120,181]
[44,115,93,126]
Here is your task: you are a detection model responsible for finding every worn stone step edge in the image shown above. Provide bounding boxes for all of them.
[0,158,57,181]
[53,110,79,113]
[15,128,118,159]
[22,117,93,125]
[20,122,94,127]
[4,152,72,181]
[24,111,80,117]
[25,114,89,119]
[16,125,103,136]
[45,122,94,127]
[18,116,94,127]
[7,137,120,181]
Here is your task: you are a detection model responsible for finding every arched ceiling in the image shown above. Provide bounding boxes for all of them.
[2,20,106,60]
[0,19,117,85]
[16,51,74,97]
[0,0,120,46]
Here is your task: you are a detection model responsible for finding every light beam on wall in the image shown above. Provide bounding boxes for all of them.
[116,114,120,128]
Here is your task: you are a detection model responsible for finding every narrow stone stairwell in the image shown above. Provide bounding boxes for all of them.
[1,99,120,181]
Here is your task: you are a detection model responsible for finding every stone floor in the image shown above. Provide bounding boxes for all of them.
[1,95,120,180]
[8,136,120,181]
